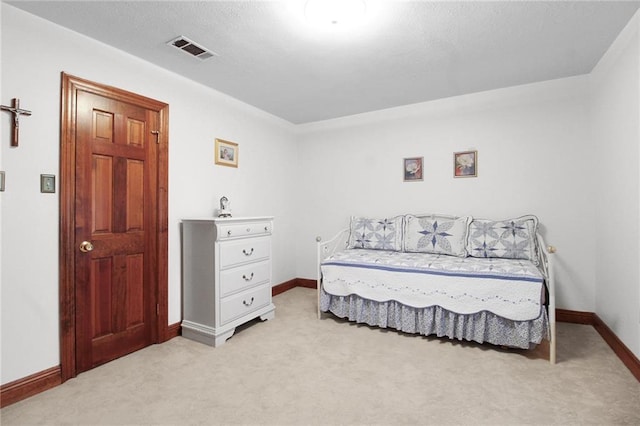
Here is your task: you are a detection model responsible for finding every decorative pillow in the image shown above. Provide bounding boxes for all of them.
[347,216,404,251]
[403,214,472,257]
[467,215,539,264]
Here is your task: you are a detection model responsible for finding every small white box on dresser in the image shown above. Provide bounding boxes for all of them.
[181,216,275,347]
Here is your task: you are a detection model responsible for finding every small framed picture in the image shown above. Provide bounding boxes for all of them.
[0,171,5,192]
[40,174,56,193]
[454,151,477,178]
[215,138,238,168]
[403,157,423,181]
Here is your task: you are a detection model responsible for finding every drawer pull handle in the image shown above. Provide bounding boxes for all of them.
[243,248,254,256]
[264,226,268,232]
[242,272,254,281]
[227,230,232,236]
[246,228,251,232]
[243,297,255,307]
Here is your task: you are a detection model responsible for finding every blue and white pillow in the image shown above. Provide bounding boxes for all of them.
[347,216,404,251]
[403,214,472,257]
[467,215,539,264]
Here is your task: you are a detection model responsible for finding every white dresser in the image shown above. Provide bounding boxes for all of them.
[181,216,275,347]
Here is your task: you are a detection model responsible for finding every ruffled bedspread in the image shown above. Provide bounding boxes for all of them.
[321,249,544,322]
[320,288,549,349]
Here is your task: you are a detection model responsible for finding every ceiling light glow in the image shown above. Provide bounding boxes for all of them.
[305,0,366,26]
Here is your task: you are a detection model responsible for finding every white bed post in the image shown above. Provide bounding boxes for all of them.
[547,244,557,365]
[316,236,323,319]
[316,229,350,320]
[538,234,557,365]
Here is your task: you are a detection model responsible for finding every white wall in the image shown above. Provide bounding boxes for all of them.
[295,76,596,314]
[3,2,639,389]
[0,4,298,385]
[591,11,640,359]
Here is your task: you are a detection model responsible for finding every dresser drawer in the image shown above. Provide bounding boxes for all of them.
[220,284,271,325]
[218,221,272,240]
[220,260,270,297]
[219,237,270,269]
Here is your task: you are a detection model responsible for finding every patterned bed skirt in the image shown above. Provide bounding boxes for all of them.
[320,287,549,349]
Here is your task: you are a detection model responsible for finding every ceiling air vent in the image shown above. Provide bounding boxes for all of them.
[167,36,217,60]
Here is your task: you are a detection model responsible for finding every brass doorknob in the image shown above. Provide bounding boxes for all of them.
[79,241,94,253]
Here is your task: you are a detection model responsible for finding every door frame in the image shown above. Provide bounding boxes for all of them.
[59,73,169,382]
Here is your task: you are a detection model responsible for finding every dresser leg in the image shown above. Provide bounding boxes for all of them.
[213,328,236,347]
[260,309,275,322]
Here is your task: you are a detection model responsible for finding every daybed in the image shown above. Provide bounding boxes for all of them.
[316,214,556,363]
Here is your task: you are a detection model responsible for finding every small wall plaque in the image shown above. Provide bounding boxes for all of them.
[40,174,55,193]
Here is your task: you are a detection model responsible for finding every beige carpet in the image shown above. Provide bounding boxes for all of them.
[2,287,639,425]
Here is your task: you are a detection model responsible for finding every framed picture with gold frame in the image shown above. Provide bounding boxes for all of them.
[215,138,238,168]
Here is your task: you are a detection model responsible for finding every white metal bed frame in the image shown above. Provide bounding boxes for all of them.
[316,230,557,364]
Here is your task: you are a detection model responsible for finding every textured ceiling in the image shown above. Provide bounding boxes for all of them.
[6,1,640,124]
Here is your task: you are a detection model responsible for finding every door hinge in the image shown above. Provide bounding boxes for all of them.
[151,130,160,144]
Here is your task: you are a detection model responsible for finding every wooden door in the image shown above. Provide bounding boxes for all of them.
[60,74,169,379]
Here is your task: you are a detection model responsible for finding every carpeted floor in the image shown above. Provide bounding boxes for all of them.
[2,287,639,425]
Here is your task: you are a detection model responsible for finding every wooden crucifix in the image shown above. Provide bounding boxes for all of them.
[1,98,32,147]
